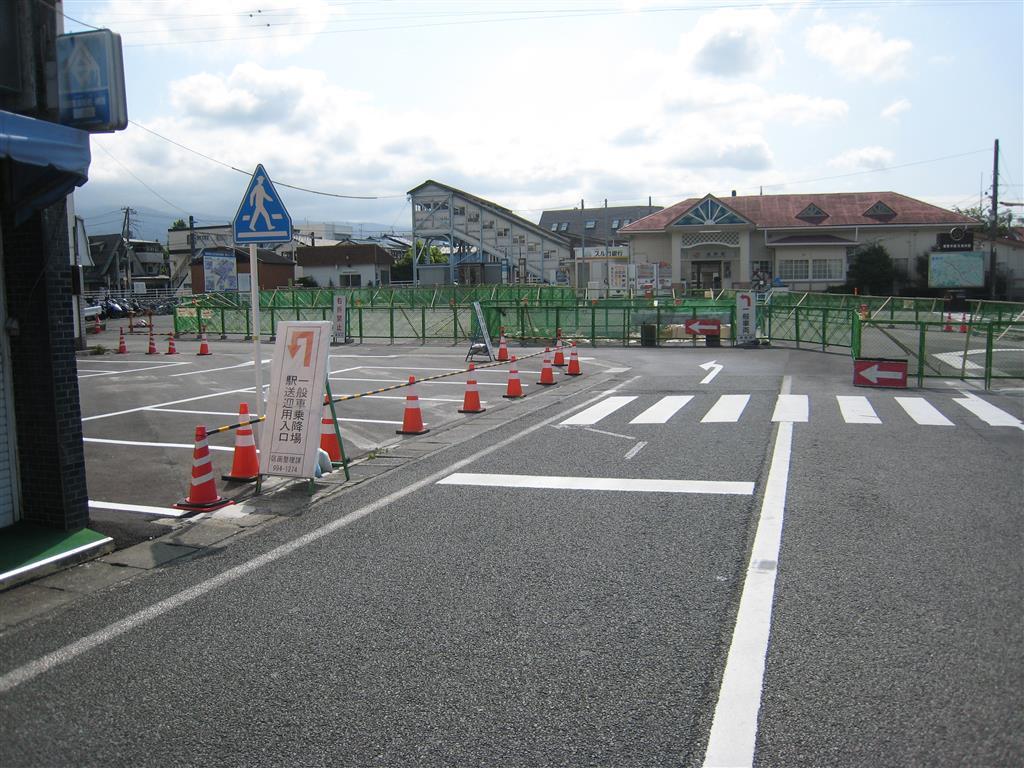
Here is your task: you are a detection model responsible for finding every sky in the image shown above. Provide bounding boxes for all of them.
[61,0,1024,242]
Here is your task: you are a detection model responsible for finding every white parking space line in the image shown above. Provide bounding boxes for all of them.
[629,395,693,424]
[952,395,1023,427]
[438,473,754,495]
[329,376,507,388]
[148,408,241,417]
[334,394,468,403]
[560,396,638,425]
[623,441,647,460]
[702,394,750,423]
[82,387,260,421]
[84,437,234,452]
[771,394,808,422]
[331,417,403,426]
[89,500,188,518]
[78,362,191,379]
[171,359,271,377]
[836,395,881,424]
[895,397,954,426]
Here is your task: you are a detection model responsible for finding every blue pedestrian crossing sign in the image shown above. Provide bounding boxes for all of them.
[233,164,293,244]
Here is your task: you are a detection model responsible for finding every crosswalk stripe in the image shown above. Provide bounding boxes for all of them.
[895,397,954,426]
[771,394,808,422]
[560,396,637,425]
[952,396,1023,427]
[629,395,693,424]
[702,394,750,423]
[836,395,881,424]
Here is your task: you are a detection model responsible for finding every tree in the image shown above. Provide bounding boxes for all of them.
[847,243,895,296]
[170,218,188,231]
[954,205,1014,238]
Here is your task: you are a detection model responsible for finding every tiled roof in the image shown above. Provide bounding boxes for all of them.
[621,192,980,232]
[538,205,663,243]
[296,243,392,267]
[767,234,858,246]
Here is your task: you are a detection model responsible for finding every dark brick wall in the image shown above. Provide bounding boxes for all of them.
[2,201,89,530]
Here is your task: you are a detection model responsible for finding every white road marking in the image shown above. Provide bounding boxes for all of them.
[171,359,271,377]
[82,386,262,422]
[78,362,191,379]
[88,500,187,518]
[623,441,647,460]
[84,437,234,452]
[771,394,808,422]
[328,376,507,388]
[699,360,724,384]
[560,396,637,425]
[895,397,954,426]
[629,395,693,424]
[582,427,636,440]
[147,408,241,417]
[836,395,881,424]
[0,538,114,583]
[438,473,754,495]
[335,394,468,403]
[0,381,637,694]
[952,395,1023,427]
[703,404,794,767]
[702,395,750,423]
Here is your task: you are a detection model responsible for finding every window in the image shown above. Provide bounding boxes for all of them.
[811,259,843,280]
[863,201,897,221]
[778,259,809,280]
[611,219,620,229]
[468,212,479,223]
[497,227,509,237]
[453,206,465,216]
[558,222,568,232]
[623,219,632,225]
[674,199,747,226]
[340,272,362,287]
[549,223,558,231]
[527,242,539,252]
[512,234,525,245]
[893,257,909,277]
[751,260,771,277]
[796,203,828,224]
[584,220,596,229]
[482,220,494,229]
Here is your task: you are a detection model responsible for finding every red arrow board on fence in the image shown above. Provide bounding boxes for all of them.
[685,318,721,335]
[853,358,908,388]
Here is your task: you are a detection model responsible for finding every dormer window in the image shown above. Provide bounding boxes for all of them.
[585,220,597,229]
[864,201,897,222]
[796,203,828,224]
[611,219,621,229]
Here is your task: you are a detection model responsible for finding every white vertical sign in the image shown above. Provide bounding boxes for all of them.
[259,321,332,478]
[736,292,756,343]
[333,294,348,341]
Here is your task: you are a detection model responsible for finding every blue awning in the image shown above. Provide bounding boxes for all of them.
[1,109,91,224]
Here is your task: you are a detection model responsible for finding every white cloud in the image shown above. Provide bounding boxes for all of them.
[805,24,912,80]
[881,98,911,120]
[674,134,774,171]
[828,146,895,171]
[688,8,784,79]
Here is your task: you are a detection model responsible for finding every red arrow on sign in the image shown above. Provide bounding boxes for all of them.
[287,330,314,366]
[853,359,907,387]
[685,318,721,335]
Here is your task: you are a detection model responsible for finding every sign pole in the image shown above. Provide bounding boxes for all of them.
[250,243,263,419]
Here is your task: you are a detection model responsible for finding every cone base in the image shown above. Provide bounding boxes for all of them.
[537,380,556,386]
[222,473,258,483]
[396,427,430,435]
[502,393,526,399]
[566,371,582,376]
[458,407,486,414]
[198,351,212,356]
[553,363,566,367]
[174,497,234,511]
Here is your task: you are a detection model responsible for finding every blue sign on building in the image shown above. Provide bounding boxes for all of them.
[233,164,293,245]
[56,30,128,133]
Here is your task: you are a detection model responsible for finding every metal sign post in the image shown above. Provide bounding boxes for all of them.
[250,244,263,418]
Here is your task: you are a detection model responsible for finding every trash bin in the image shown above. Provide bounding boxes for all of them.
[706,333,721,348]
[641,323,657,347]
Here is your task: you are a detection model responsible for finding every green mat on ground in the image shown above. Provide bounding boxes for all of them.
[0,525,112,578]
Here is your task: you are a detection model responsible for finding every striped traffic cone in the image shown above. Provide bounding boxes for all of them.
[503,356,525,399]
[222,404,259,482]
[497,328,509,362]
[197,332,212,356]
[396,376,429,435]
[552,335,566,367]
[458,364,485,414]
[175,426,233,511]
[566,342,582,376]
[943,313,953,332]
[959,314,969,333]
[320,397,342,463]
[146,329,158,355]
[538,348,556,386]
[165,334,179,355]
[116,327,128,354]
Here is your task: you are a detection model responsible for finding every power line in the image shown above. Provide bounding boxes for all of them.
[34,0,103,30]
[94,143,190,214]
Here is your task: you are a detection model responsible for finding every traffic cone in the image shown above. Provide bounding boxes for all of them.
[553,335,566,367]
[497,327,509,362]
[566,342,582,376]
[538,348,556,386]
[146,329,158,355]
[93,315,101,335]
[197,332,212,356]
[959,314,968,333]
[458,364,486,414]
[165,334,178,355]
[943,313,953,332]
[503,356,525,399]
[116,327,128,354]
[320,397,342,463]
[222,404,259,482]
[175,425,233,511]
[396,376,429,435]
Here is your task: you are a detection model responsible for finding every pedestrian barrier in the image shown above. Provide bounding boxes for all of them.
[175,426,233,511]
[458,364,485,414]
[397,376,429,435]
[538,348,556,386]
[222,403,260,482]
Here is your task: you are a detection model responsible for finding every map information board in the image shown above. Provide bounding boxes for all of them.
[928,251,985,288]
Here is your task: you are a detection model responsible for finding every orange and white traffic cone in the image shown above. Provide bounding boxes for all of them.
[175,425,233,511]
[93,315,102,335]
[197,332,212,356]
[222,404,259,482]
[116,327,128,354]
[165,334,178,355]
[146,329,158,355]
[943,313,953,332]
[959,313,969,333]
[552,336,566,367]
[458,364,486,414]
[320,397,342,463]
[538,348,556,386]
[503,356,525,399]
[497,327,509,362]
[396,376,429,435]
[566,342,582,376]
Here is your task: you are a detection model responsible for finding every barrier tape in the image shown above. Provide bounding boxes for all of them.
[207,416,266,435]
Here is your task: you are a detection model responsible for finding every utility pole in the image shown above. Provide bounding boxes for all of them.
[120,206,136,291]
[989,139,999,299]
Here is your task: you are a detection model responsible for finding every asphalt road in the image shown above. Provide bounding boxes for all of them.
[1,337,1021,766]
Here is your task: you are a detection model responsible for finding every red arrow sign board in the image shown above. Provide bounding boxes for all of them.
[684,318,721,335]
[853,358,908,388]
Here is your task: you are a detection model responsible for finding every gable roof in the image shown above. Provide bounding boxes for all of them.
[621,192,980,232]
[538,204,662,244]
[296,243,393,267]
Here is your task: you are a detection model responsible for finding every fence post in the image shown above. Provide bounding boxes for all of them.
[358,306,363,343]
[452,306,458,345]
[984,323,994,390]
[795,307,801,348]
[220,308,226,339]
[655,303,661,347]
[421,306,426,345]
[917,322,926,388]
[390,306,395,344]
[591,304,596,347]
[822,308,828,351]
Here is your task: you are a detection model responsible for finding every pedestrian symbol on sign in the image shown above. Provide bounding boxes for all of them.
[233,164,293,244]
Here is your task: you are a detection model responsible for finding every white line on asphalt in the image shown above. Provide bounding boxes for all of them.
[0,379,639,693]
[582,427,636,440]
[82,387,262,421]
[771,394,808,422]
[88,500,187,518]
[629,395,693,424]
[148,408,241,417]
[438,473,755,495]
[83,437,234,452]
[703,395,794,768]
[334,394,468,403]
[702,395,750,423]
[0,538,114,583]
[170,359,271,377]
[894,397,954,426]
[836,395,881,424]
[952,394,1023,427]
[560,396,637,425]
[78,362,191,379]
[623,441,647,460]
[327,376,507,388]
